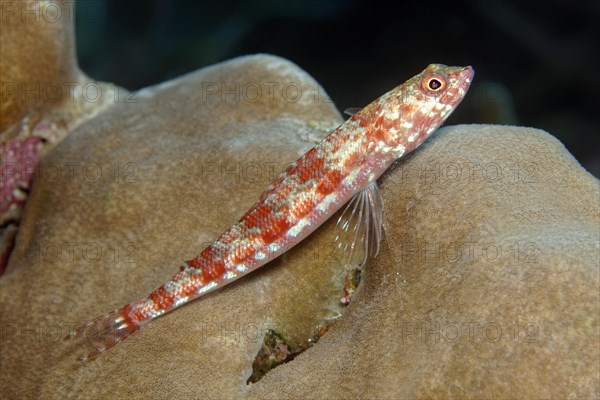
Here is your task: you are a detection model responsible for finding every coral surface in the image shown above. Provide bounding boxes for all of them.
[1,53,598,399]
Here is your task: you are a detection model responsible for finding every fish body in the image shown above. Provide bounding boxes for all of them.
[70,64,474,361]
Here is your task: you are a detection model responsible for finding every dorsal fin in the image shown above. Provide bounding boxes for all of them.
[344,107,363,116]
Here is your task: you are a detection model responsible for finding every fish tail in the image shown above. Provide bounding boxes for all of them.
[65,305,141,362]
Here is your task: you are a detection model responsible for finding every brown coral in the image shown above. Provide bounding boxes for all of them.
[0,53,597,398]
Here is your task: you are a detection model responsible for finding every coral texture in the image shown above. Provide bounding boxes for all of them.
[0,54,598,399]
[1,0,118,273]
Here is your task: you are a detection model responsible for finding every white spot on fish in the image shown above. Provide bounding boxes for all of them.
[267,243,280,253]
[343,169,359,186]
[378,142,392,153]
[402,121,413,129]
[387,108,400,119]
[236,264,248,272]
[198,281,218,294]
[317,193,337,212]
[224,271,237,280]
[254,251,266,260]
[287,218,310,237]
[151,308,166,318]
[174,297,189,307]
[393,144,406,158]
[164,281,180,293]
[408,132,419,142]
[213,241,227,249]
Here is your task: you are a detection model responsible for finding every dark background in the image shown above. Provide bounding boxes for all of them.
[75,0,599,177]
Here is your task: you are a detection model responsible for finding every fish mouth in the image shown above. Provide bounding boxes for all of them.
[457,66,475,90]
[439,65,474,106]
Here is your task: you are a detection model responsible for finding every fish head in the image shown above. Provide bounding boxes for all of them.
[366,64,474,157]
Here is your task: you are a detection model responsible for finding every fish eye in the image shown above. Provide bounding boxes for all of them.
[429,79,442,90]
[422,75,446,93]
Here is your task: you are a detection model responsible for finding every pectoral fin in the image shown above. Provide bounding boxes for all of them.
[334,182,384,269]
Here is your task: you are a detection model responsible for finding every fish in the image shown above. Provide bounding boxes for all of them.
[67,64,474,362]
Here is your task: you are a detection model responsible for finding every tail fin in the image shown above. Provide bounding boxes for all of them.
[65,306,141,362]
